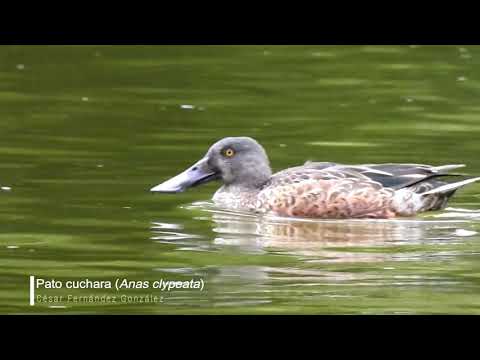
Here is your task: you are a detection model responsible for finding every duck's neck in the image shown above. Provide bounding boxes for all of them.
[213,160,272,210]
[213,184,262,211]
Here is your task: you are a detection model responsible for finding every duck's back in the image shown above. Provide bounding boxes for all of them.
[253,163,468,219]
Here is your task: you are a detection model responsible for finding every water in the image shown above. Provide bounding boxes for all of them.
[1,45,480,314]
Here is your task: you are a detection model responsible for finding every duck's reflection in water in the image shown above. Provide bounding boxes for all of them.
[205,206,474,261]
[208,210,475,292]
[151,206,477,304]
[214,213,425,244]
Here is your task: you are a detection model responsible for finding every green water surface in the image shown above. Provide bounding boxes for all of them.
[1,45,480,314]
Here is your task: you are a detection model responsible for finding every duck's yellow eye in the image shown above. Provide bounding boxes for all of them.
[224,148,235,157]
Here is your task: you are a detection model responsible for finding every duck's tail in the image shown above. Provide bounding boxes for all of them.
[421,177,480,196]
[393,176,480,216]
[430,164,466,173]
[393,174,480,215]
[413,176,480,212]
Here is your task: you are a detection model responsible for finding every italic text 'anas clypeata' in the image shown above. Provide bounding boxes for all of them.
[151,137,480,219]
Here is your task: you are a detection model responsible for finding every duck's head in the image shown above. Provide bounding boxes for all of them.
[150,137,272,193]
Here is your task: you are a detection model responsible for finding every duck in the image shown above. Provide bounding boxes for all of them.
[150,137,480,219]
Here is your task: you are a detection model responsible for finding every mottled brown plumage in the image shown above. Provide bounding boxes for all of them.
[256,172,395,218]
[151,137,480,219]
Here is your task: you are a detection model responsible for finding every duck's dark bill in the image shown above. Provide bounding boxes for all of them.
[150,158,219,193]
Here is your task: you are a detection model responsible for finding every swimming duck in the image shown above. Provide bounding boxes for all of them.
[150,137,480,219]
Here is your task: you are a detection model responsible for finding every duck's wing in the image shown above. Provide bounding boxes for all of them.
[358,163,465,190]
[304,162,465,190]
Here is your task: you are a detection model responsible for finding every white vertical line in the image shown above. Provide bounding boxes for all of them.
[29,276,35,306]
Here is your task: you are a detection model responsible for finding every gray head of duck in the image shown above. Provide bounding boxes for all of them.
[150,137,272,193]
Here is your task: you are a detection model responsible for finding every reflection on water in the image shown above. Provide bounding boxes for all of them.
[3,45,480,314]
[151,222,202,242]
[148,202,480,312]
[181,201,476,250]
